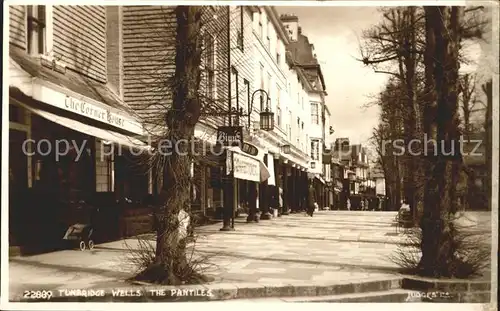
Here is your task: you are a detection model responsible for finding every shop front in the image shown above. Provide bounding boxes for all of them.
[9,48,150,254]
[188,128,225,223]
[227,146,271,223]
[253,133,310,215]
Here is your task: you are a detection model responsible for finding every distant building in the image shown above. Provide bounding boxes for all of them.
[280,13,329,209]
[371,165,386,196]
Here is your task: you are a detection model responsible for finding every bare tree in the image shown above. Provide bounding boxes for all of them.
[482,80,493,211]
[362,5,490,277]
[359,7,427,223]
[370,79,406,210]
[418,6,481,277]
[123,6,256,284]
[359,6,488,226]
[458,73,478,137]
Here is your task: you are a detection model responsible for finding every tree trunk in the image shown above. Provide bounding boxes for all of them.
[153,6,203,284]
[482,80,493,210]
[419,6,463,277]
[397,7,424,224]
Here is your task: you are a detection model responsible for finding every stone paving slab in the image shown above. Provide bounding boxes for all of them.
[9,211,492,301]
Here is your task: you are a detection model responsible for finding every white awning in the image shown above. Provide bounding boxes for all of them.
[266,153,276,186]
[14,99,150,150]
[227,146,270,183]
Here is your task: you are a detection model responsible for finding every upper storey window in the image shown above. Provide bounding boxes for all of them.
[27,5,46,55]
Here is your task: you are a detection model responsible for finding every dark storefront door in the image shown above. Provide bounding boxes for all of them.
[9,129,28,246]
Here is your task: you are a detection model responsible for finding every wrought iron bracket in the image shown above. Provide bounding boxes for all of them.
[200,104,249,118]
[199,89,272,129]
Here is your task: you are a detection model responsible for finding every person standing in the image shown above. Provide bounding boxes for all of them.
[278,186,284,216]
[307,183,316,217]
[347,197,351,211]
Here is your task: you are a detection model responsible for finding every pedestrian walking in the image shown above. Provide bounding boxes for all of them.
[307,183,316,217]
[347,197,351,211]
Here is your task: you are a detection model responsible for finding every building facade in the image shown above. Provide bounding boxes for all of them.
[8,5,332,254]
[8,5,153,252]
[237,7,313,216]
[280,14,329,209]
[331,138,375,210]
[120,5,233,220]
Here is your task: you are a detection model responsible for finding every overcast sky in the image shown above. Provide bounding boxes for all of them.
[276,6,489,146]
[277,6,387,146]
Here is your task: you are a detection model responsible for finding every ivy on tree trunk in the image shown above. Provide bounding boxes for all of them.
[151,6,204,285]
[419,6,464,277]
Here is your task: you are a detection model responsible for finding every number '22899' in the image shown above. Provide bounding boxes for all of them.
[23,290,53,300]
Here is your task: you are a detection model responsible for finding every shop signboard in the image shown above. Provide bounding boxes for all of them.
[216,126,243,147]
[241,142,259,157]
[233,152,260,182]
[32,83,144,135]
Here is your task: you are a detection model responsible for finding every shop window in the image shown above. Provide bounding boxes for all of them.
[36,142,92,203]
[9,104,22,123]
[114,150,149,203]
[95,140,114,193]
[191,163,202,212]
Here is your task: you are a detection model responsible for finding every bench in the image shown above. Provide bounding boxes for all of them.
[395,210,413,233]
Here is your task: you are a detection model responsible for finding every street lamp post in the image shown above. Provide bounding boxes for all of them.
[200,88,274,231]
[251,89,274,132]
[280,144,291,154]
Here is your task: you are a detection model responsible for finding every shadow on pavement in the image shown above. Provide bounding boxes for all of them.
[196,249,401,274]
[210,231,407,246]
[10,258,131,279]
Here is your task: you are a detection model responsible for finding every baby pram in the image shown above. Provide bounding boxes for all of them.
[62,201,99,251]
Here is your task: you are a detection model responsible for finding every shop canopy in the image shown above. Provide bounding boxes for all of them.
[14,99,150,150]
[307,172,326,184]
[227,146,271,183]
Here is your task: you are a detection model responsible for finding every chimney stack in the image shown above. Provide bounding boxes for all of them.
[280,13,299,41]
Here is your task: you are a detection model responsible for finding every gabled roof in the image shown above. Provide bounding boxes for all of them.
[286,31,326,93]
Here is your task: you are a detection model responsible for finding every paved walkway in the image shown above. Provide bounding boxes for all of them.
[9,211,491,300]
